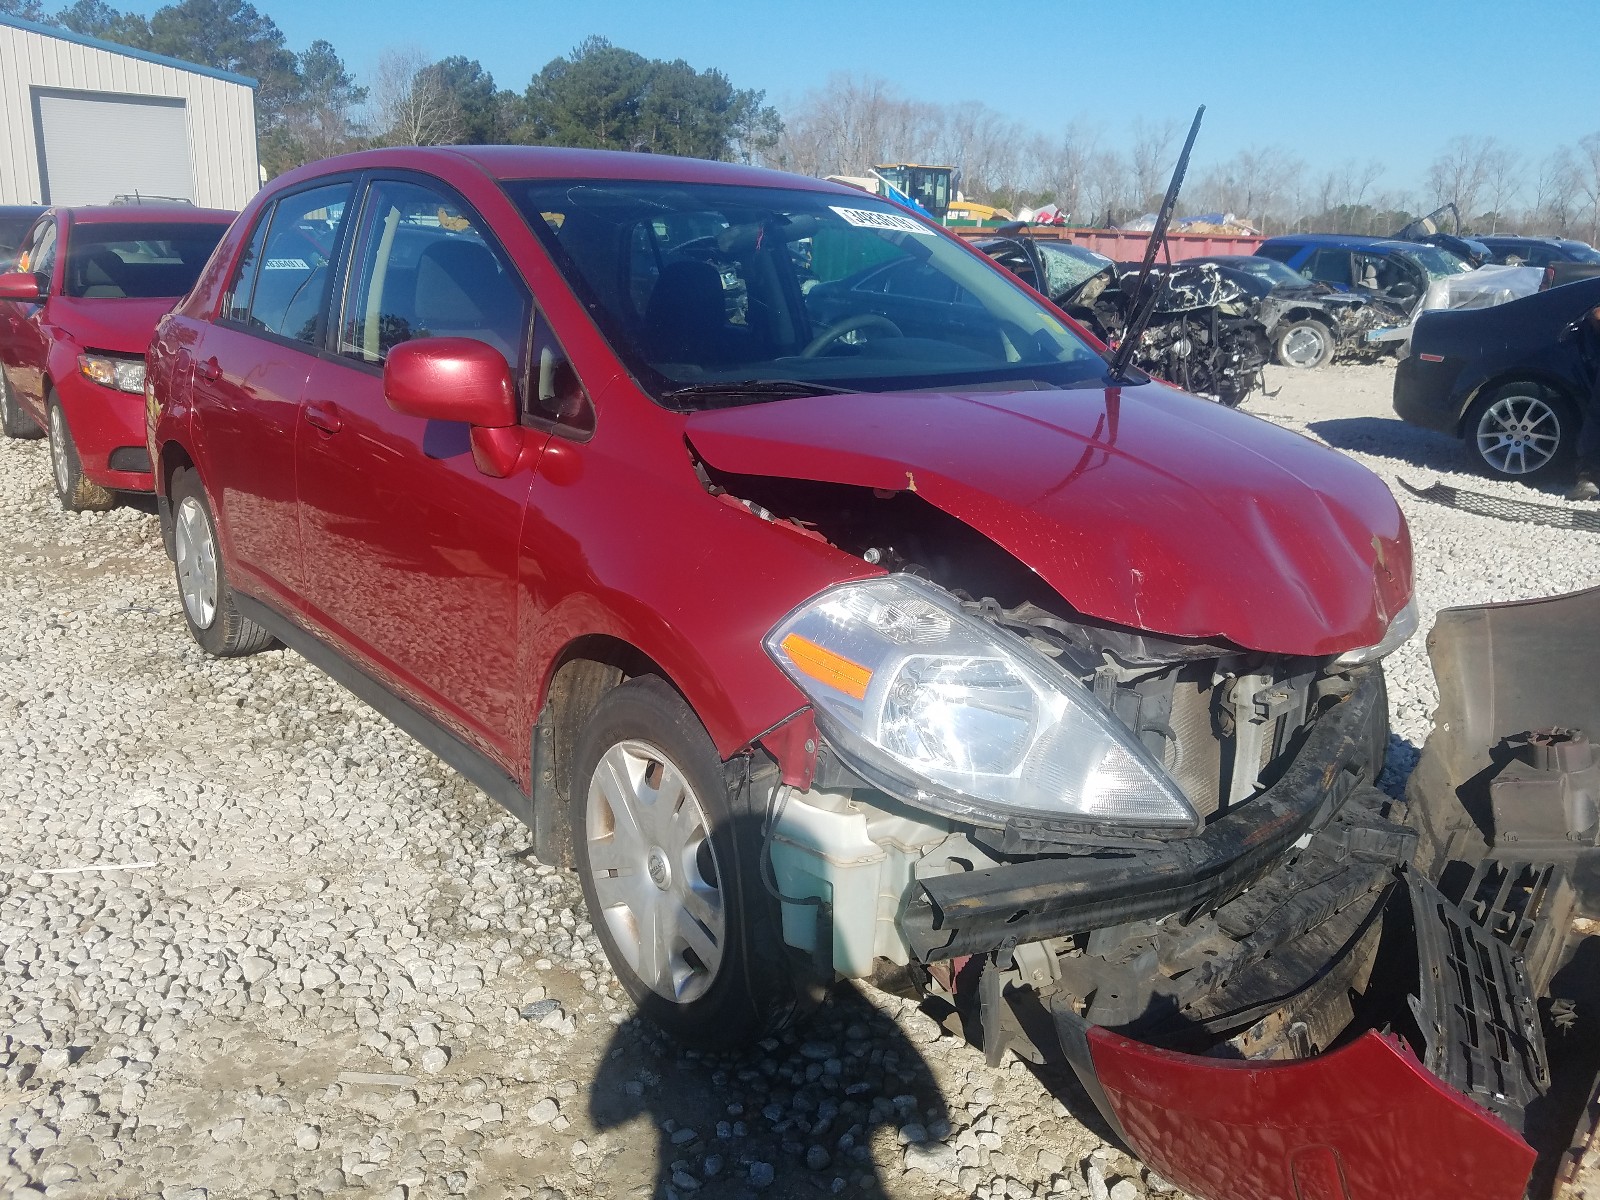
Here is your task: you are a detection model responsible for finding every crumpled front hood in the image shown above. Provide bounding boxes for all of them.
[48,297,178,357]
[685,382,1412,657]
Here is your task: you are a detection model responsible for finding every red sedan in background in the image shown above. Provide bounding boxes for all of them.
[0,204,232,510]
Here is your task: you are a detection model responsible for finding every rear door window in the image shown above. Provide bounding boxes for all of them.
[337,178,529,368]
[238,183,353,345]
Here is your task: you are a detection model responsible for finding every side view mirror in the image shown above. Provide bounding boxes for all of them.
[0,271,43,302]
[384,337,523,477]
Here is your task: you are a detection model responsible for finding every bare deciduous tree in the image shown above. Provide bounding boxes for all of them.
[1531,147,1581,235]
[1479,144,1523,233]
[1425,135,1495,224]
[371,48,463,147]
[1129,117,1177,212]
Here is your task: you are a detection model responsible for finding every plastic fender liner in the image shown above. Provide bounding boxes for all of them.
[1070,1022,1535,1200]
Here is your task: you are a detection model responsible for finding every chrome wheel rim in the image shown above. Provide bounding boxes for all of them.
[174,495,219,628]
[1282,325,1325,367]
[48,406,70,495]
[1477,393,1562,475]
[585,739,725,1004]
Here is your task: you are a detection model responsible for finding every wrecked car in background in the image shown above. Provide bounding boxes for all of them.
[1182,253,1405,367]
[976,232,1269,406]
[147,146,1600,1200]
[1256,232,1542,354]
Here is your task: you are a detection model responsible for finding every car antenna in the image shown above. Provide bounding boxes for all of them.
[1108,105,1206,383]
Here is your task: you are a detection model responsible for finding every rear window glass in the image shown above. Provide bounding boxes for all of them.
[64,222,227,299]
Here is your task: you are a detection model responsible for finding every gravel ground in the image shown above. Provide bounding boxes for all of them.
[3,363,1598,1200]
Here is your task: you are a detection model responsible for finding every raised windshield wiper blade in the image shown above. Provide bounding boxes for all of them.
[661,379,857,402]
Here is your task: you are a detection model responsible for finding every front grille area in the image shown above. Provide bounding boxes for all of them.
[1138,661,1315,823]
[108,446,151,472]
[1164,677,1225,818]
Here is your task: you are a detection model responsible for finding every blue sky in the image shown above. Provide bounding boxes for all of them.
[133,0,1600,194]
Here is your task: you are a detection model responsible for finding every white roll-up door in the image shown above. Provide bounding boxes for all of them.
[34,90,194,205]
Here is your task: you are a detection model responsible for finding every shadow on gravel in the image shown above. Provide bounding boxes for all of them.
[591,981,948,1198]
[1308,416,1472,475]
[1312,415,1582,499]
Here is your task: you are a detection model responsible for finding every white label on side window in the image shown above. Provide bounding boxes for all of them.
[264,257,309,270]
[829,206,935,236]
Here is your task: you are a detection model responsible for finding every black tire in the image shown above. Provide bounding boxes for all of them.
[168,468,276,657]
[1274,318,1335,369]
[47,400,116,511]
[1464,382,1578,485]
[0,372,43,439]
[572,675,797,1048]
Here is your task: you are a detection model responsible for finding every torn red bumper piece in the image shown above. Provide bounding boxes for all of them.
[1086,1027,1535,1200]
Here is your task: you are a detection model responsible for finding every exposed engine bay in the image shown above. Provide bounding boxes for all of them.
[978,236,1270,407]
[713,460,1600,1199]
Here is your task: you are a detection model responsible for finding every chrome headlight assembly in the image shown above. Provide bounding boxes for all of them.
[79,353,147,394]
[1333,595,1418,668]
[764,576,1199,834]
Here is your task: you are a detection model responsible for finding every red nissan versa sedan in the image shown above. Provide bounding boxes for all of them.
[146,147,1565,1200]
[0,205,233,509]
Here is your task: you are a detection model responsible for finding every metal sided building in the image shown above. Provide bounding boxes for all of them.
[0,14,259,209]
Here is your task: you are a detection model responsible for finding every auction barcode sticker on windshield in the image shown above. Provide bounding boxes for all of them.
[829,206,935,236]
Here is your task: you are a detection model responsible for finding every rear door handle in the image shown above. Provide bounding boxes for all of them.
[304,402,343,434]
[199,356,221,382]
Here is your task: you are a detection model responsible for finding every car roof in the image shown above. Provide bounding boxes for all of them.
[0,204,45,218]
[1259,233,1419,252]
[64,205,236,226]
[266,145,864,198]
[1480,235,1564,245]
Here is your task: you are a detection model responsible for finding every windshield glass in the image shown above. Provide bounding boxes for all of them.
[1406,245,1472,279]
[1563,242,1600,263]
[64,222,228,298]
[1229,257,1302,286]
[1035,242,1114,297]
[504,181,1107,405]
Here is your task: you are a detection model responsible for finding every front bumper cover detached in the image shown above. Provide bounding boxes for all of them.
[955,587,1600,1200]
[904,666,1388,961]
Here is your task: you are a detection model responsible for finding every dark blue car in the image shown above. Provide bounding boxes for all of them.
[1255,234,1472,309]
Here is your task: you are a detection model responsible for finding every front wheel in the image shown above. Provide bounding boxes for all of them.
[572,676,797,1048]
[1275,319,1335,369]
[168,468,276,657]
[47,401,115,511]
[1465,383,1577,484]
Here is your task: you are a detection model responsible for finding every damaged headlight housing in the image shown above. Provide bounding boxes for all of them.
[764,576,1199,834]
[1332,595,1419,668]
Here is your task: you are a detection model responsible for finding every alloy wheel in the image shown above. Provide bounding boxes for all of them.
[1281,325,1326,367]
[48,405,71,495]
[174,495,220,629]
[1476,393,1563,476]
[584,739,725,1004]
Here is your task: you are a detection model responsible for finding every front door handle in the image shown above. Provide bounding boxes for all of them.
[199,356,221,382]
[304,402,343,435]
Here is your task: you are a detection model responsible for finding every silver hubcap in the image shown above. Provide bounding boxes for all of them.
[1477,394,1562,475]
[1282,325,1325,367]
[48,406,70,494]
[174,495,219,628]
[585,740,725,1004]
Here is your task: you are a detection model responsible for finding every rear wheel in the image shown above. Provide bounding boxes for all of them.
[1466,383,1577,484]
[1275,318,1335,369]
[169,468,275,656]
[0,372,43,439]
[47,401,115,511]
[572,676,797,1048]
